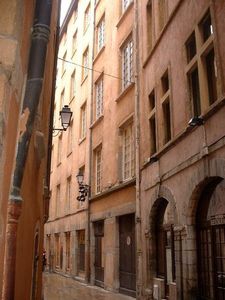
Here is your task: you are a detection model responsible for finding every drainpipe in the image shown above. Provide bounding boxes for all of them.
[86,0,96,283]
[134,0,143,298]
[2,1,52,299]
[45,0,61,223]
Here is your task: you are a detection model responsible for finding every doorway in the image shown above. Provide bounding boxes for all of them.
[119,214,136,297]
[94,220,104,287]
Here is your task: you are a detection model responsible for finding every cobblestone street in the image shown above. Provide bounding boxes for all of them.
[43,273,135,300]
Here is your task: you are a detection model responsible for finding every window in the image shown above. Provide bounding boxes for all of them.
[122,123,135,180]
[158,0,168,32]
[80,103,87,139]
[147,1,153,51]
[95,77,104,119]
[70,70,76,100]
[73,9,77,23]
[66,177,71,213]
[65,232,70,271]
[67,122,72,155]
[63,31,67,45]
[56,185,60,217]
[122,0,132,13]
[161,70,171,144]
[82,48,89,79]
[57,135,62,164]
[149,90,157,155]
[186,11,218,118]
[60,89,65,109]
[72,31,77,55]
[62,51,67,76]
[97,18,105,52]
[84,4,90,32]
[122,39,133,90]
[95,147,102,194]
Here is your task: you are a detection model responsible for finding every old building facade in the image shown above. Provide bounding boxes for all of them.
[45,0,225,299]
[0,0,59,299]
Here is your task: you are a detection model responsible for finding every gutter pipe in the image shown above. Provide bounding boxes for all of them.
[2,1,52,299]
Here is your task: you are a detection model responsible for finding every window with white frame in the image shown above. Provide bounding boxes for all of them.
[122,0,132,13]
[97,18,105,52]
[72,31,77,55]
[84,4,90,32]
[95,77,103,119]
[70,70,76,100]
[122,39,133,90]
[122,123,135,180]
[95,147,102,194]
[82,48,89,79]
[80,103,87,139]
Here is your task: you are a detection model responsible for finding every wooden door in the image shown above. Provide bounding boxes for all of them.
[119,214,136,297]
[94,221,104,287]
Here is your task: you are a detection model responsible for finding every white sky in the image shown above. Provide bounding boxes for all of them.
[60,0,72,26]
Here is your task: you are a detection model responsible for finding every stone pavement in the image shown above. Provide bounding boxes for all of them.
[43,273,135,300]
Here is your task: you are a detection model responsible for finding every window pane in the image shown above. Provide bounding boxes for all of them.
[189,68,201,116]
[205,48,217,105]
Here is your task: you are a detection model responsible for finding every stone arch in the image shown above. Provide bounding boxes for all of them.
[187,158,225,226]
[146,185,178,296]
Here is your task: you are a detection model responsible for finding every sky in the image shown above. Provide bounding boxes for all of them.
[60,0,72,25]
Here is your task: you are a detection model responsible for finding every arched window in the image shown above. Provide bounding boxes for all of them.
[155,198,176,295]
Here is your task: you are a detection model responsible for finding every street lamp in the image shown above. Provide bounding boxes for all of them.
[53,105,73,132]
[76,170,90,202]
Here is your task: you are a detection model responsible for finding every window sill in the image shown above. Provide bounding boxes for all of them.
[81,75,88,86]
[57,162,61,167]
[78,136,86,145]
[93,45,105,64]
[67,151,72,157]
[116,2,134,28]
[90,115,104,129]
[115,82,135,103]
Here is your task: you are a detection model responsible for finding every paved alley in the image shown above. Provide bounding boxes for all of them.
[43,273,135,300]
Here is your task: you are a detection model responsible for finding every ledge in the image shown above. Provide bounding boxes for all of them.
[90,115,104,129]
[116,2,134,28]
[90,178,136,202]
[93,45,105,64]
[78,136,86,145]
[142,95,225,171]
[115,82,135,103]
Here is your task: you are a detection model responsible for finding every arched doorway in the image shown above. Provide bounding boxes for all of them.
[197,178,225,299]
[150,197,177,298]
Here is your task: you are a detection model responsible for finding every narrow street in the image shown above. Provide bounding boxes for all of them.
[43,273,135,300]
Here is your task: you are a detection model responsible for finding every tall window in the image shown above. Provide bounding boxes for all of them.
[149,90,157,155]
[72,31,77,56]
[84,4,90,32]
[70,70,76,100]
[122,123,135,180]
[158,0,168,32]
[65,232,70,271]
[80,103,87,139]
[161,70,171,144]
[122,39,133,90]
[57,135,62,164]
[77,230,85,273]
[186,11,218,118]
[82,48,89,79]
[122,0,132,13]
[97,18,105,52]
[95,147,102,194]
[95,77,104,119]
[147,1,153,52]
[66,177,71,213]
[56,185,60,217]
[60,89,65,109]
[62,51,67,76]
